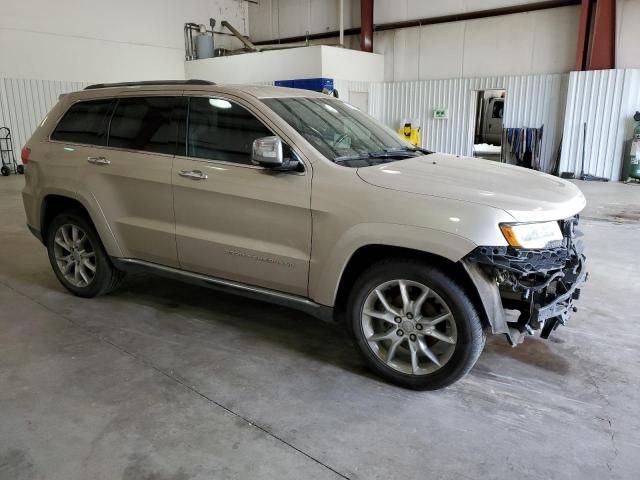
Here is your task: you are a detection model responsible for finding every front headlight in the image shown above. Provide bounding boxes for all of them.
[499,221,563,248]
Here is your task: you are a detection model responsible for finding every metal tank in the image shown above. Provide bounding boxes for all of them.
[623,111,640,182]
[195,25,214,59]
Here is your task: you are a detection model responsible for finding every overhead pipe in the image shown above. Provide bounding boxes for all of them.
[221,20,259,51]
[360,0,373,52]
[258,42,314,51]
[339,0,344,46]
[253,0,581,46]
[184,22,199,60]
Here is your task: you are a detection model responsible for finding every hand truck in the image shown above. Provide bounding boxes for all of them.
[0,127,24,176]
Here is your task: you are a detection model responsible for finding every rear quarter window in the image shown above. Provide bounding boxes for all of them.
[51,99,114,145]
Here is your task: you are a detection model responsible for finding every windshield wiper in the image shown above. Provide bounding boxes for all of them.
[334,152,377,163]
[387,146,433,155]
[334,147,427,164]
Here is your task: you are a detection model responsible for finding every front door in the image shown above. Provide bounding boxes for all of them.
[172,95,312,296]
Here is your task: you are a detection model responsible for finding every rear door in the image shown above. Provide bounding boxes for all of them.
[172,94,312,296]
[76,94,181,266]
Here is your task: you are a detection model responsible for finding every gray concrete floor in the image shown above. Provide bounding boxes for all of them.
[1,175,639,480]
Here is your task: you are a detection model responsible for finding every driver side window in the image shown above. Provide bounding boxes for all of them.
[187,97,273,165]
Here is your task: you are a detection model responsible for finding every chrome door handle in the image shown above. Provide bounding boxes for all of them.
[178,169,208,180]
[87,156,110,165]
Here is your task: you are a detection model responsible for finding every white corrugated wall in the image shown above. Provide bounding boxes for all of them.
[368,73,568,173]
[559,69,640,181]
[0,78,88,165]
[332,80,371,103]
[4,72,636,181]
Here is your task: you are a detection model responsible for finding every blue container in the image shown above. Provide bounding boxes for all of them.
[274,80,295,88]
[275,78,334,92]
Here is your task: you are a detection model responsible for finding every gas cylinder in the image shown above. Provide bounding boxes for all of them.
[623,112,640,182]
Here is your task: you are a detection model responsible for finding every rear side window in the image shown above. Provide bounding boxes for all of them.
[51,99,114,145]
[108,97,177,154]
[187,97,272,165]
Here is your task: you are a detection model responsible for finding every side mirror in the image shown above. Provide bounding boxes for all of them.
[251,136,300,171]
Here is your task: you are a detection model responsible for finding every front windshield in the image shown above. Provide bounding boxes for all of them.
[262,97,428,167]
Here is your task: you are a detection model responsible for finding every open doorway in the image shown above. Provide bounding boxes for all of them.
[472,89,506,161]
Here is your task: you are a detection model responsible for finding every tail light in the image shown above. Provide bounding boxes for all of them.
[21,147,31,164]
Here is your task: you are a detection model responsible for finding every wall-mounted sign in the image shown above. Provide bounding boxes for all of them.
[433,109,448,119]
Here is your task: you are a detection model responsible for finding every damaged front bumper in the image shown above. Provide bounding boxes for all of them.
[462,216,587,345]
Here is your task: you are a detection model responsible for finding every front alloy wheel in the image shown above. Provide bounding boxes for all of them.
[362,279,457,375]
[347,260,485,390]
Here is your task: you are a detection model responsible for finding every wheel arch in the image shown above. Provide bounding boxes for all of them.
[39,194,122,256]
[333,244,493,333]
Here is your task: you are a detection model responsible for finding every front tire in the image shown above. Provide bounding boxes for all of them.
[346,259,485,390]
[46,211,124,297]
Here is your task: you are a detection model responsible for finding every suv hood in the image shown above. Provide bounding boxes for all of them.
[357,153,586,222]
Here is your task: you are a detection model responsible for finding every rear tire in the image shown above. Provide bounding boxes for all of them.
[46,211,124,297]
[16,165,24,174]
[346,258,485,390]
[1,166,9,176]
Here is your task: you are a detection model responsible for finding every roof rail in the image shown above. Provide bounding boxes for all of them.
[84,79,215,90]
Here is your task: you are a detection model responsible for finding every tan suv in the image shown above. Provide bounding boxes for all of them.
[22,80,587,389]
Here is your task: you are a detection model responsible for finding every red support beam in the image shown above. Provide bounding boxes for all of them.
[360,0,374,53]
[575,0,592,70]
[588,0,615,69]
[575,0,616,71]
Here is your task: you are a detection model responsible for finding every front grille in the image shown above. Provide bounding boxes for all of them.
[467,245,569,275]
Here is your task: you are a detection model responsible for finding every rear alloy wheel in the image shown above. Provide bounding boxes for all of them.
[53,223,97,288]
[347,260,485,390]
[46,212,124,297]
